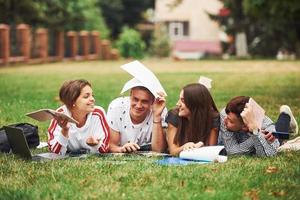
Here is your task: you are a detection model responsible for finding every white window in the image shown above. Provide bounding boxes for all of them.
[168,21,189,39]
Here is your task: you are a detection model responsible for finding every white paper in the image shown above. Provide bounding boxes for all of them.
[247,98,265,130]
[120,60,167,98]
[121,78,146,94]
[198,76,212,89]
[179,145,226,162]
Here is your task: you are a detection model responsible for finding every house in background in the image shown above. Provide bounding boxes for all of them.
[154,0,223,59]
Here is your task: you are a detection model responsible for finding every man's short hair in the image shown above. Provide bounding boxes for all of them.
[130,86,155,101]
[225,96,250,120]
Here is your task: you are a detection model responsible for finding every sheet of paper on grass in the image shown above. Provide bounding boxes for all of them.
[245,98,265,131]
[26,109,79,124]
[198,76,212,90]
[120,60,167,98]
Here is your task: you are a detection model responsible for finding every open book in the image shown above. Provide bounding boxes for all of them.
[179,145,227,162]
[241,98,265,133]
[26,109,79,124]
[156,146,227,166]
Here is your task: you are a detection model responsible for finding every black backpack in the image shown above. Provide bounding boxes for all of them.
[0,123,40,153]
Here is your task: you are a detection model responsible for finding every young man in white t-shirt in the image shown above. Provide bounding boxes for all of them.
[107,86,167,153]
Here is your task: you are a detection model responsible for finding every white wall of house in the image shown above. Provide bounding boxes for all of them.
[155,0,222,42]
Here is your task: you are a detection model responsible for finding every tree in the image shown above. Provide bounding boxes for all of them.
[211,0,300,57]
[63,0,109,37]
[243,0,300,57]
[0,0,109,38]
[0,0,42,25]
[97,0,123,38]
[98,0,154,39]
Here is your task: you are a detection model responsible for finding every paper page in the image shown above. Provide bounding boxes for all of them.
[248,98,265,130]
[120,60,167,98]
[26,109,79,124]
[198,76,212,89]
[120,78,144,94]
[179,146,226,162]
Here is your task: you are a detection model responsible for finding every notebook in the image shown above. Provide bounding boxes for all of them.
[4,126,67,161]
[156,146,227,166]
[179,145,227,162]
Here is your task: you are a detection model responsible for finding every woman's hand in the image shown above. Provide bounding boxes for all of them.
[182,141,204,151]
[86,136,101,146]
[55,116,70,137]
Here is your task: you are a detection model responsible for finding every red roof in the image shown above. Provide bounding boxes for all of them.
[173,40,222,54]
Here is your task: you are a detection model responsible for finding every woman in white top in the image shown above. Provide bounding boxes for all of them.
[48,79,110,155]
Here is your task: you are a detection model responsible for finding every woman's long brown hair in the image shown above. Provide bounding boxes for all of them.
[174,83,219,146]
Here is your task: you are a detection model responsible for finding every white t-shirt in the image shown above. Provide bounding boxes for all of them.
[107,97,167,146]
[48,105,110,155]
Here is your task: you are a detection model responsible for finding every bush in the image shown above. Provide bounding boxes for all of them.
[150,25,171,57]
[116,27,146,59]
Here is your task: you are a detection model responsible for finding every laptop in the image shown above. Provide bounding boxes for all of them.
[4,126,67,161]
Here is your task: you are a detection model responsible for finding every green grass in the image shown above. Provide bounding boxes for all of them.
[1,59,300,199]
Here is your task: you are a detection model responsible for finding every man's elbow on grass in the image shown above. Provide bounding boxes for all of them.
[151,142,166,153]
[224,146,253,156]
[151,134,167,153]
[260,147,278,157]
[225,146,278,157]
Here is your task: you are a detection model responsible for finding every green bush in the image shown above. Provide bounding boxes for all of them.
[116,27,146,59]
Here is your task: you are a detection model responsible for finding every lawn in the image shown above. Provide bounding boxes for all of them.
[0,59,300,199]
